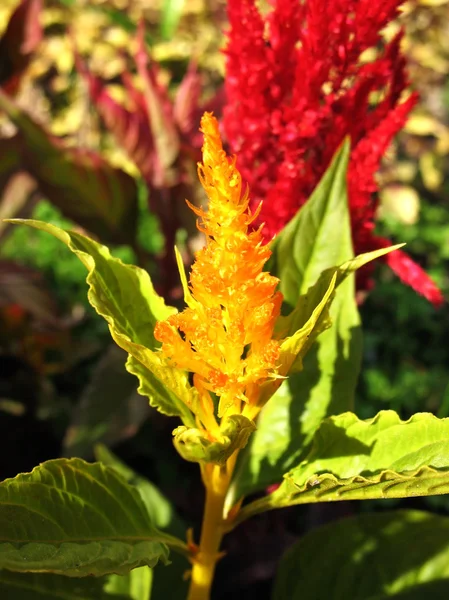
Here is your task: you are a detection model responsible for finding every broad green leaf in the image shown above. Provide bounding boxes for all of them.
[231,411,449,525]
[7,219,196,427]
[0,91,138,245]
[229,249,402,502]
[94,445,185,538]
[95,446,189,600]
[228,141,362,504]
[272,510,449,600]
[64,346,150,458]
[0,571,130,599]
[0,458,190,576]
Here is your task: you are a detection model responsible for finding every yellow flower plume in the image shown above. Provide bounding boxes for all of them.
[154,112,282,433]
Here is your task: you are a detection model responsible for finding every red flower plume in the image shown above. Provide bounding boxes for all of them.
[223,0,443,306]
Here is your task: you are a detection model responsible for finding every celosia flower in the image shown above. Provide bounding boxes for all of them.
[154,113,282,434]
[224,0,443,305]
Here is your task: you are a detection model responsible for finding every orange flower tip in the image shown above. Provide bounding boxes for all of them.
[185,198,203,217]
[154,320,172,344]
[200,111,216,132]
[249,199,263,224]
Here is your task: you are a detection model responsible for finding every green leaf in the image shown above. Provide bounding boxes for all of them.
[105,567,152,600]
[0,571,131,599]
[160,0,185,40]
[95,446,189,600]
[0,91,138,245]
[126,355,198,425]
[0,458,184,576]
[227,142,356,503]
[94,445,185,538]
[64,346,150,458]
[228,255,399,502]
[6,219,196,427]
[230,411,449,525]
[371,581,449,600]
[272,510,449,600]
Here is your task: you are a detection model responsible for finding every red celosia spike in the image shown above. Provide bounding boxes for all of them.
[223,0,443,305]
[380,240,444,307]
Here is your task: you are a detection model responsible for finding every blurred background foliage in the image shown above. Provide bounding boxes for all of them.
[0,0,448,596]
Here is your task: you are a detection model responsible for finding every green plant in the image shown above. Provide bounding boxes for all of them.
[2,114,449,600]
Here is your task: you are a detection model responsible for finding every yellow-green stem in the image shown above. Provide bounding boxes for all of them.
[187,456,237,600]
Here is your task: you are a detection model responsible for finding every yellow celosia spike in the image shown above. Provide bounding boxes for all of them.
[154,112,283,429]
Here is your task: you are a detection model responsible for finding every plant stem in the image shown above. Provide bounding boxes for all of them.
[187,456,237,600]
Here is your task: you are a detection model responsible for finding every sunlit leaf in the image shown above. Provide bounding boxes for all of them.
[228,142,360,503]
[231,411,449,525]
[273,510,449,600]
[95,446,189,599]
[94,445,185,537]
[105,568,152,600]
[0,458,177,576]
[6,219,196,426]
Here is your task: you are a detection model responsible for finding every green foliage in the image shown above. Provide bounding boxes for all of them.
[95,446,188,600]
[0,458,178,576]
[273,510,449,600]
[160,0,186,40]
[8,218,196,427]
[1,200,152,307]
[104,567,152,600]
[0,571,130,599]
[228,141,362,502]
[359,192,449,419]
[231,411,449,525]
[94,445,185,538]
[3,131,449,600]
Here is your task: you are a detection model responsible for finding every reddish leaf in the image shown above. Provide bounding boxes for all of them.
[0,171,39,242]
[0,135,21,190]
[173,61,202,138]
[135,21,180,187]
[0,0,42,95]
[77,53,155,182]
[0,90,138,244]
